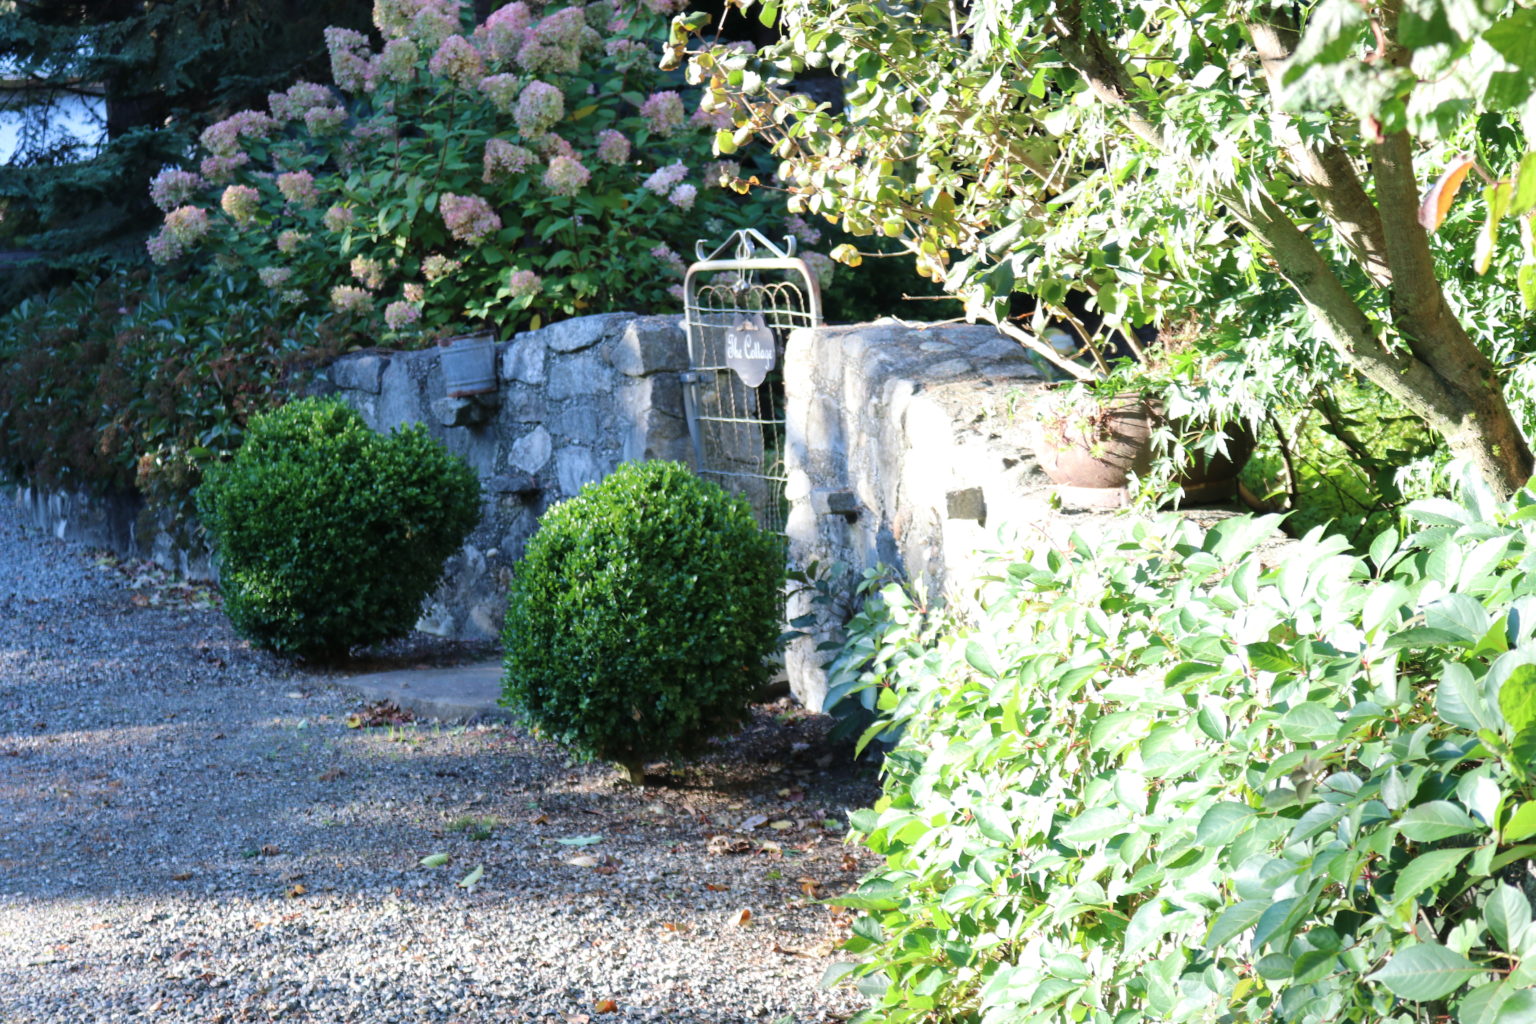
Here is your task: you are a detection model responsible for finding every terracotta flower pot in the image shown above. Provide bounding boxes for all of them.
[1032,392,1253,507]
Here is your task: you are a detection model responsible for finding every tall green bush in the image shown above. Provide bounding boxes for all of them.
[827,469,1536,1024]
[501,460,785,782]
[197,397,480,658]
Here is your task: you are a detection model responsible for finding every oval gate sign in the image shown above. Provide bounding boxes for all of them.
[724,315,776,388]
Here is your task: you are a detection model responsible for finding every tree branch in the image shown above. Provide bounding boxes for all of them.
[1247,17,1393,289]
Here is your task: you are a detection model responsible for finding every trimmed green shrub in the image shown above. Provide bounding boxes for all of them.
[502,460,785,782]
[197,397,480,658]
[827,469,1536,1024]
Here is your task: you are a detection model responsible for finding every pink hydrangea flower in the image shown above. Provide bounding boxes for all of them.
[603,38,649,70]
[594,130,630,165]
[517,7,587,74]
[374,0,460,48]
[514,80,564,137]
[643,162,688,196]
[477,2,531,63]
[439,192,502,243]
[540,133,574,160]
[146,229,183,264]
[325,27,374,93]
[372,38,419,85]
[257,266,293,289]
[268,82,334,121]
[691,104,734,131]
[667,183,697,211]
[644,0,688,14]
[220,184,261,227]
[198,153,251,183]
[304,106,348,135]
[666,282,685,302]
[200,110,277,157]
[384,301,422,330]
[507,269,542,299]
[479,73,520,114]
[351,255,388,290]
[640,91,685,136]
[428,34,485,89]
[323,205,356,232]
[330,284,375,314]
[650,244,685,276]
[422,254,462,280]
[482,138,534,183]
[149,169,203,212]
[785,213,822,246]
[542,154,590,197]
[706,159,742,187]
[277,170,319,208]
[403,282,425,302]
[163,205,211,246]
[276,229,308,254]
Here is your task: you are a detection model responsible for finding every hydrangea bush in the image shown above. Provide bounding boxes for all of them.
[146,0,787,340]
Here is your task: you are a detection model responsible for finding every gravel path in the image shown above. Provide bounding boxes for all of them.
[0,495,879,1023]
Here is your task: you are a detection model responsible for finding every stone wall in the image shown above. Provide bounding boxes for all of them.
[324,312,692,638]
[10,483,214,580]
[784,321,1073,710]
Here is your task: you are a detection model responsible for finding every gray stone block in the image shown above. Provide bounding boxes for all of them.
[946,487,987,523]
[540,312,628,353]
[555,445,603,496]
[502,336,547,385]
[547,350,613,400]
[502,385,547,423]
[431,394,498,428]
[507,425,553,473]
[486,472,542,497]
[611,316,689,377]
[549,406,604,444]
[329,353,389,394]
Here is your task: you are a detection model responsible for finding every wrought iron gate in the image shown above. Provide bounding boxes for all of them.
[681,229,823,534]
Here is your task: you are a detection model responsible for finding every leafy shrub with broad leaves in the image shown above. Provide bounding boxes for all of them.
[197,397,480,658]
[827,468,1536,1024]
[0,271,342,520]
[501,460,784,781]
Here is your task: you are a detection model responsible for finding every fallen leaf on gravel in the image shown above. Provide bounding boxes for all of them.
[260,845,281,857]
[773,943,814,958]
[705,883,729,892]
[799,877,822,897]
[707,835,752,855]
[171,872,192,882]
[759,840,783,854]
[556,834,603,846]
[593,999,618,1014]
[661,921,688,933]
[732,908,753,927]
[769,820,794,830]
[318,768,344,782]
[346,700,415,729]
[565,854,600,868]
[458,864,484,888]
[419,853,450,868]
[285,884,307,898]
[841,853,860,872]
[528,813,548,825]
[740,813,768,831]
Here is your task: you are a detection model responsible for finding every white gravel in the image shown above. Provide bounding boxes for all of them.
[0,493,879,1023]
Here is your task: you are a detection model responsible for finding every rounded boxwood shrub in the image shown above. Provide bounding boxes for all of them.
[197,396,480,658]
[502,460,786,782]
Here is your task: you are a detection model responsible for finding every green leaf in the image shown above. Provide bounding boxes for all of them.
[556,834,604,846]
[1505,801,1536,842]
[1057,807,1127,846]
[419,852,450,867]
[1399,801,1485,841]
[1391,847,1470,906]
[1500,664,1536,735]
[1441,662,1498,732]
[1486,883,1532,951]
[1124,899,1167,955]
[1197,802,1256,848]
[457,863,484,888]
[973,803,1014,844]
[1206,900,1270,950]
[1367,942,1484,1001]
[965,641,1000,679]
[1279,702,1341,743]
[1513,152,1536,216]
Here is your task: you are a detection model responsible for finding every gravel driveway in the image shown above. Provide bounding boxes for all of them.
[0,495,879,1023]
